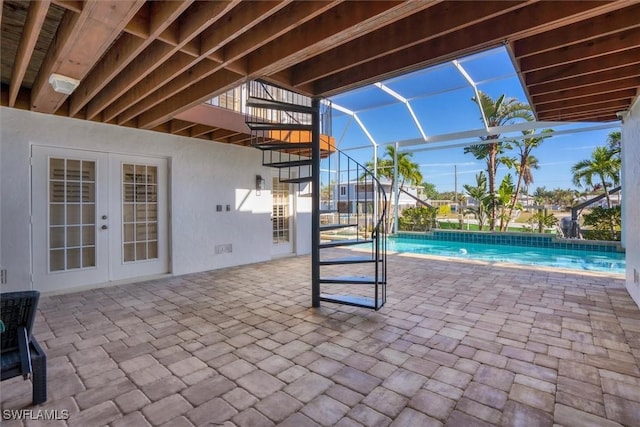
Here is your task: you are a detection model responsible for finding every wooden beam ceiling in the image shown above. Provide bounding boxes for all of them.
[1,0,638,145]
[31,0,146,113]
[8,0,49,107]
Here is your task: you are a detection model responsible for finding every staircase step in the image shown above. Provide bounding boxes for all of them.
[319,239,372,248]
[320,256,382,265]
[264,159,312,168]
[246,122,313,131]
[320,294,384,310]
[279,176,312,184]
[319,275,383,284]
[320,223,357,231]
[255,143,313,151]
[246,97,315,114]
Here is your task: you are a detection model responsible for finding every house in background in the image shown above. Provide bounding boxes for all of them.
[330,179,423,215]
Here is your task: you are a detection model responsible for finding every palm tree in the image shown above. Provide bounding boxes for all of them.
[365,145,422,232]
[464,92,532,231]
[463,171,489,231]
[496,174,515,231]
[532,186,547,206]
[502,129,552,228]
[571,145,621,209]
[607,130,621,158]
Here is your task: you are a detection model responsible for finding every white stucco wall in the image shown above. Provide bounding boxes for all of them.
[0,107,311,293]
[622,99,640,308]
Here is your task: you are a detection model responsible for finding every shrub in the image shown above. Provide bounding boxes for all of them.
[582,206,621,241]
[399,206,438,231]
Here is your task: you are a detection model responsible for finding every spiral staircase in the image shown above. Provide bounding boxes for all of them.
[245,81,387,310]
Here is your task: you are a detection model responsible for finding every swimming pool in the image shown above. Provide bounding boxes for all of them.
[379,235,625,274]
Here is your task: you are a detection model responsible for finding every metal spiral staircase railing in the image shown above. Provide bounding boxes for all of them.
[245,80,387,310]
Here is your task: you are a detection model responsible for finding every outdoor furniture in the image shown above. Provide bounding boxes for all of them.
[1,291,47,405]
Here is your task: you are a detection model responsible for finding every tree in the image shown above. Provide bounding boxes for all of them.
[365,145,422,232]
[502,129,552,225]
[571,145,621,209]
[398,206,438,231]
[572,144,621,238]
[496,174,516,231]
[526,209,558,234]
[532,186,547,206]
[464,92,533,231]
[421,182,439,200]
[463,172,489,231]
[438,191,456,201]
[364,145,422,190]
[607,130,621,158]
[583,206,621,241]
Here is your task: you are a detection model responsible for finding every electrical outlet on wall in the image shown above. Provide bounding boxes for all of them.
[214,244,232,255]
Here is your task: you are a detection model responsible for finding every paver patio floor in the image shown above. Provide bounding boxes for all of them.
[2,252,640,426]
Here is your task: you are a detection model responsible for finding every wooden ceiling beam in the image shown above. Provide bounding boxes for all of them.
[211,128,239,141]
[85,0,239,120]
[189,124,215,138]
[8,0,50,107]
[30,4,96,112]
[138,69,242,129]
[533,77,640,105]
[123,6,216,61]
[31,1,146,114]
[535,89,637,113]
[200,1,291,56]
[519,27,640,73]
[69,1,193,116]
[538,99,630,117]
[528,64,640,96]
[85,41,176,119]
[226,134,251,145]
[128,2,348,129]
[541,114,619,122]
[513,2,640,59]
[524,47,640,86]
[116,58,232,124]
[106,51,202,122]
[169,119,195,134]
[539,106,626,122]
[312,1,613,96]
[109,0,287,123]
[50,0,81,13]
[247,1,433,77]
[290,1,524,87]
[223,1,341,68]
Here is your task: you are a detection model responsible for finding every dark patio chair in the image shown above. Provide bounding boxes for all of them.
[1,291,47,405]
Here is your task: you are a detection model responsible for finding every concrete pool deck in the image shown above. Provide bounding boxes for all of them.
[1,251,639,426]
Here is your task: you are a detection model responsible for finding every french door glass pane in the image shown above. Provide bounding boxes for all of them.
[48,158,96,272]
[272,178,290,243]
[122,163,158,262]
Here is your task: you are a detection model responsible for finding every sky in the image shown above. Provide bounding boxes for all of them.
[327,47,621,194]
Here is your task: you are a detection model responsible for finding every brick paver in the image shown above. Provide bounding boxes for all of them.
[2,252,639,426]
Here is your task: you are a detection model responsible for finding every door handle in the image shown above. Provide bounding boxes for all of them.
[101,225,108,230]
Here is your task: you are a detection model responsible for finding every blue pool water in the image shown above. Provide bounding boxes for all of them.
[380,236,625,274]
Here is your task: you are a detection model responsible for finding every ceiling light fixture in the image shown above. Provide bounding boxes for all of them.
[48,73,80,95]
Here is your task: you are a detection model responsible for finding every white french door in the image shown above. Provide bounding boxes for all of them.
[31,146,169,292]
[271,176,294,257]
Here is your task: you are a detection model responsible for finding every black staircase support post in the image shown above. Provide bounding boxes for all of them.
[311,97,321,308]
